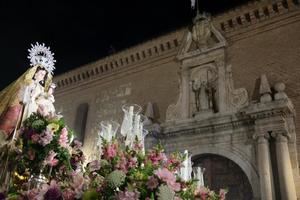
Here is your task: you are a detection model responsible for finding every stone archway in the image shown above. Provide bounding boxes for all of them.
[193,154,253,200]
[190,146,260,199]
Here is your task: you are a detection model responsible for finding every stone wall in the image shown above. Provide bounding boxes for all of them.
[227,8,300,160]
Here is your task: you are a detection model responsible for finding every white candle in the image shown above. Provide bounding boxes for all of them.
[181,150,191,181]
[22,86,29,104]
[107,123,112,142]
[129,106,134,119]
[127,106,134,146]
[133,114,140,138]
[139,123,144,141]
[196,167,204,186]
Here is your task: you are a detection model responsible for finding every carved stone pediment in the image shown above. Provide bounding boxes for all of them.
[166,13,248,122]
[177,13,227,61]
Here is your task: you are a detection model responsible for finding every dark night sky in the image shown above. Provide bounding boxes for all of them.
[0,0,252,90]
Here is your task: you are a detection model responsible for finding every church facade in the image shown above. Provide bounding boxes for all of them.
[53,1,300,199]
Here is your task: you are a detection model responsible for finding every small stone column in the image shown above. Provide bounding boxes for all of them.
[181,69,190,119]
[272,131,297,200]
[253,131,275,200]
[215,58,226,113]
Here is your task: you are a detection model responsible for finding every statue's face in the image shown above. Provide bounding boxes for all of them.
[34,69,47,82]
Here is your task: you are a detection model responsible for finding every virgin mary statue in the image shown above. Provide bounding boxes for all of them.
[0,42,56,146]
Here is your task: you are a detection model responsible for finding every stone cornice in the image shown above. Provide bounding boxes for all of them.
[54,50,178,96]
[159,99,294,139]
[54,31,183,91]
[241,99,295,120]
[160,113,253,138]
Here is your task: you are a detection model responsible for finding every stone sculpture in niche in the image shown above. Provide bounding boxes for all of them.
[190,66,217,116]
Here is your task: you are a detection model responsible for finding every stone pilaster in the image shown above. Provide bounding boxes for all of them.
[253,131,275,200]
[272,131,297,200]
[215,58,226,113]
[181,69,190,119]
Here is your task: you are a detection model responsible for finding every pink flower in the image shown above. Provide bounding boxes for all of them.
[104,144,117,159]
[116,154,128,173]
[70,172,87,198]
[219,189,227,200]
[147,176,159,190]
[116,189,140,200]
[127,157,137,169]
[62,188,76,200]
[44,150,59,167]
[59,127,69,148]
[168,181,181,192]
[155,168,176,184]
[147,151,167,166]
[24,183,49,200]
[39,130,53,146]
[25,188,39,200]
[166,154,182,171]
[155,168,180,191]
[194,186,209,199]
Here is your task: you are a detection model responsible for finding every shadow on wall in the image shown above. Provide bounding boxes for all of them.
[74,103,89,144]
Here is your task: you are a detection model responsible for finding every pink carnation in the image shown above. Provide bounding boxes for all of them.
[147,176,159,190]
[59,127,69,148]
[147,151,167,166]
[44,150,59,167]
[127,157,137,169]
[104,143,117,159]
[116,154,128,173]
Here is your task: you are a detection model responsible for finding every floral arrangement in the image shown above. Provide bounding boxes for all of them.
[80,138,227,200]
[16,113,74,177]
[1,109,227,200]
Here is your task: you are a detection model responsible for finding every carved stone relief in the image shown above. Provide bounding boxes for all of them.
[190,64,218,116]
[225,65,248,109]
[166,72,183,121]
[166,13,248,122]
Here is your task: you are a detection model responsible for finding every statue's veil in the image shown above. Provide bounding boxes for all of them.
[0,65,52,115]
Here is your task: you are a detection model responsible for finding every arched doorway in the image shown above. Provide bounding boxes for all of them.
[193,154,253,200]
